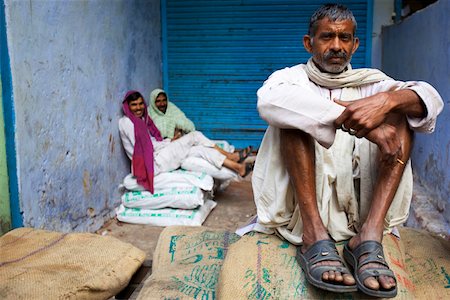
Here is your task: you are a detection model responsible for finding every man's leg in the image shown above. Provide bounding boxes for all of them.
[347,114,413,291]
[280,129,355,286]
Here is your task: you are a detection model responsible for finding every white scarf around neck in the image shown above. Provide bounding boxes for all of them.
[304,58,391,89]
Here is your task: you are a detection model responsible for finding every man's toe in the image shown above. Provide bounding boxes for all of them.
[364,277,380,290]
[343,274,355,285]
[379,275,396,290]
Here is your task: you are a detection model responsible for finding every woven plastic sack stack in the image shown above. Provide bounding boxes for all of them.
[136,226,240,299]
[217,229,449,299]
[0,227,146,300]
[117,170,217,226]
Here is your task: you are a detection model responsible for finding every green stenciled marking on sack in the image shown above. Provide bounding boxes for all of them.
[243,269,272,299]
[184,231,237,252]
[262,268,271,283]
[407,256,442,284]
[442,267,450,288]
[173,169,208,180]
[169,231,240,265]
[171,264,220,299]
[170,235,186,262]
[281,253,308,296]
[121,207,196,219]
[208,246,225,260]
[124,187,199,203]
[279,241,290,249]
[180,254,203,264]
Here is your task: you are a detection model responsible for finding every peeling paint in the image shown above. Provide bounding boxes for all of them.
[5,1,162,232]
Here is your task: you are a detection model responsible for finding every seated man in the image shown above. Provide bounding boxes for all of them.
[119,90,253,193]
[148,88,252,162]
[148,88,195,140]
[252,3,443,298]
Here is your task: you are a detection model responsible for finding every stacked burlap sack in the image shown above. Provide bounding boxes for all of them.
[0,227,145,300]
[136,226,450,299]
[116,170,217,226]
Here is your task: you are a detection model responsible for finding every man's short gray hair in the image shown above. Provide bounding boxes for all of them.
[308,3,357,37]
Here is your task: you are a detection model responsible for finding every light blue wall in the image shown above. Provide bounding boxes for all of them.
[382,0,449,223]
[4,0,162,231]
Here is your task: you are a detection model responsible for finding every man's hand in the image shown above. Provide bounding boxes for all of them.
[171,128,183,141]
[334,92,392,138]
[365,123,402,165]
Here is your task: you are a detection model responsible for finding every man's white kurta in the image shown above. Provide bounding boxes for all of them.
[253,64,443,244]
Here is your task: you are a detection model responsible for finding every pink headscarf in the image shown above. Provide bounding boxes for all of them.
[122,90,163,193]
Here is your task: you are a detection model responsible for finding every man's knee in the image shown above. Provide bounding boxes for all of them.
[280,129,314,148]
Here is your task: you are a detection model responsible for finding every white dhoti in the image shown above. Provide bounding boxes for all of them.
[252,126,412,245]
[154,131,226,174]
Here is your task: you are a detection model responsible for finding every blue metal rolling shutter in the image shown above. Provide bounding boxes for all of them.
[163,0,373,149]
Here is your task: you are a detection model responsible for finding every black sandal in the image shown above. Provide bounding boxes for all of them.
[296,240,357,293]
[343,241,397,298]
[238,146,252,163]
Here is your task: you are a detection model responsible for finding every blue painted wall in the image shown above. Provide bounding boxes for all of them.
[3,0,162,232]
[382,0,449,223]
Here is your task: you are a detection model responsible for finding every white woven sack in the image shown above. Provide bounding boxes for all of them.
[115,200,217,226]
[181,157,239,181]
[120,169,214,191]
[121,186,205,210]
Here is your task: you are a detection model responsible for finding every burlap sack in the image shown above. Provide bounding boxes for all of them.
[137,226,240,299]
[0,227,146,300]
[217,231,417,299]
[399,227,450,299]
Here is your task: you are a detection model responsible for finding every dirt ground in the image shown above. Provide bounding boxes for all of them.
[98,176,256,262]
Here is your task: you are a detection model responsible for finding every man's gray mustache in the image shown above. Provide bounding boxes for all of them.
[324,52,347,60]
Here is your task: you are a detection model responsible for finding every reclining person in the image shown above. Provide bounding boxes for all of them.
[119,90,253,193]
[252,3,443,298]
[148,88,252,162]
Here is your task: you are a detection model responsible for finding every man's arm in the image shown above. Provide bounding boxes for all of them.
[334,80,443,138]
[172,103,196,133]
[334,89,426,138]
[257,66,345,148]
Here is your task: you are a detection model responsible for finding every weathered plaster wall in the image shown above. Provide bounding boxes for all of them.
[0,79,11,234]
[382,0,449,224]
[4,0,162,231]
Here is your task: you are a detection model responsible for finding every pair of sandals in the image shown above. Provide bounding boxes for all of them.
[297,239,397,298]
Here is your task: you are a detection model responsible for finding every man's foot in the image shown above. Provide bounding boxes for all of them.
[238,162,254,177]
[344,238,397,298]
[296,240,357,293]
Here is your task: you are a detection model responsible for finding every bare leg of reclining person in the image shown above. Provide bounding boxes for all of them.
[213,145,252,163]
[346,113,413,292]
[280,128,356,287]
[188,145,253,177]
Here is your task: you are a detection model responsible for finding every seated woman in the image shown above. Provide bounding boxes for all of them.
[119,90,253,193]
[148,88,252,162]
